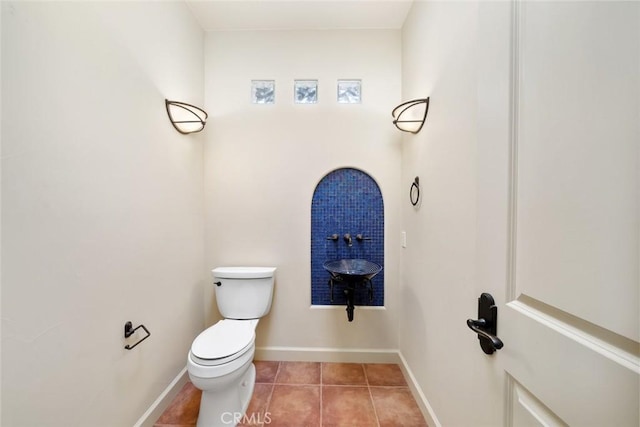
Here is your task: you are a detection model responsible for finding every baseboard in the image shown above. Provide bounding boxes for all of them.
[133,366,189,427]
[255,346,441,427]
[397,352,442,427]
[254,346,401,364]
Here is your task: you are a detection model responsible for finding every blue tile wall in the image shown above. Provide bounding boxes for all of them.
[311,168,384,306]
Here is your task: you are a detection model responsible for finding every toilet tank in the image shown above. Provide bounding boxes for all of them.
[212,267,276,319]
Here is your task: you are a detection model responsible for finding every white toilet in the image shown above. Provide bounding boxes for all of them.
[187,266,276,427]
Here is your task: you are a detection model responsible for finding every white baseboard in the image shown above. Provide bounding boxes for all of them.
[396,352,442,427]
[133,366,189,427]
[254,346,401,364]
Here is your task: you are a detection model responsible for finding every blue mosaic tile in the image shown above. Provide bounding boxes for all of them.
[311,168,384,306]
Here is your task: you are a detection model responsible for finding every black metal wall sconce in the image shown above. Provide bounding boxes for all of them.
[392,97,430,134]
[165,99,208,134]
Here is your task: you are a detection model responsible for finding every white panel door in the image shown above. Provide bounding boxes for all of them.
[476,2,639,426]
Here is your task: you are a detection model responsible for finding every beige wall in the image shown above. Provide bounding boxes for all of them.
[399,1,483,425]
[1,2,204,425]
[203,30,403,351]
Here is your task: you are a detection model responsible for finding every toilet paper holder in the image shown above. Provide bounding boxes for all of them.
[124,321,151,350]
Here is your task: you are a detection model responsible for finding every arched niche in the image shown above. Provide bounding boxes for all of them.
[310,167,384,306]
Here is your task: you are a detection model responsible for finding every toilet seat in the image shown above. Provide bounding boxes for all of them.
[190,319,255,366]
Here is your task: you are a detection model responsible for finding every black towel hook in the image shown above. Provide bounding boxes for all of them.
[410,177,420,206]
[124,321,151,350]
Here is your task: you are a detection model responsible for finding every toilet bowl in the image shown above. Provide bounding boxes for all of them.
[187,266,276,427]
[188,319,258,427]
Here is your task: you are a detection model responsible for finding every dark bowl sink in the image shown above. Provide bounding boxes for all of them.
[323,259,382,281]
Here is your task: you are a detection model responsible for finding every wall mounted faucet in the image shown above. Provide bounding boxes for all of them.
[328,232,371,245]
[356,234,372,241]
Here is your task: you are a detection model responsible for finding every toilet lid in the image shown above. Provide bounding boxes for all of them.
[191,319,255,361]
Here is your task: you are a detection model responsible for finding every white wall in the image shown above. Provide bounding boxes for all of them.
[203,30,403,352]
[1,2,204,425]
[399,1,486,426]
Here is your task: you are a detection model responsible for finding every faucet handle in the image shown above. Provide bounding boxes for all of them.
[356,234,372,241]
[326,234,339,241]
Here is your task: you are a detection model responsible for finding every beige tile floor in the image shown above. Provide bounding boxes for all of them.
[155,361,428,427]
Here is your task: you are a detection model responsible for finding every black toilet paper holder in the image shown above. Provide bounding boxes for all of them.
[124,321,151,350]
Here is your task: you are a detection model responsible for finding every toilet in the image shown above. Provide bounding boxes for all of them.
[187,266,276,427]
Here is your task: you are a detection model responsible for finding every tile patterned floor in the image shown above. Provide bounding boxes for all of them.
[155,361,428,427]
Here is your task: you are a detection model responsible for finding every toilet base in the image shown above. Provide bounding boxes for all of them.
[196,363,256,427]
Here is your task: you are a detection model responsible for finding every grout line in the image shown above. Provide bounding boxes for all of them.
[273,360,283,383]
[261,362,279,427]
[363,363,370,386]
[364,363,382,427]
[319,383,369,387]
[368,385,411,389]
[263,383,275,427]
[319,362,323,427]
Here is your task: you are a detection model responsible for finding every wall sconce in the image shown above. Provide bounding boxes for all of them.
[165,99,208,134]
[391,97,429,134]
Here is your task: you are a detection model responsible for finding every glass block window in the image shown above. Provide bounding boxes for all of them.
[251,80,275,104]
[337,80,361,104]
[294,80,318,104]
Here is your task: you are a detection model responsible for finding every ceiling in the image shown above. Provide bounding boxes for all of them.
[185,0,414,31]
